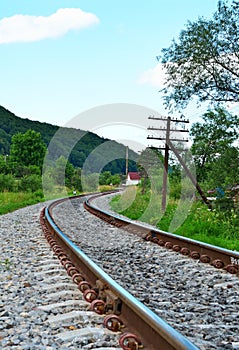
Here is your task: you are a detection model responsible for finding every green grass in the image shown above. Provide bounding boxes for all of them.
[0,185,112,216]
[174,203,239,251]
[0,191,46,215]
[110,187,239,251]
[2,187,238,251]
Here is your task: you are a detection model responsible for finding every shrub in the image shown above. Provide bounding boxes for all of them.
[0,174,16,192]
[19,174,42,192]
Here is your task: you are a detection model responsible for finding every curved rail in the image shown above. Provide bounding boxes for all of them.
[84,192,239,276]
[42,195,199,350]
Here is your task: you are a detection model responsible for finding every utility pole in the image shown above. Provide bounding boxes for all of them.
[147,115,189,213]
[125,146,129,178]
[147,115,212,211]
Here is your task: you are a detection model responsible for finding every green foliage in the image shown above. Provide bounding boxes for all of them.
[70,168,82,192]
[0,105,138,174]
[0,258,12,271]
[52,156,74,186]
[99,171,121,186]
[207,147,239,188]
[81,173,99,192]
[175,202,239,250]
[111,186,151,220]
[41,172,55,193]
[110,187,239,250]
[99,171,112,185]
[111,174,121,186]
[214,197,235,212]
[159,0,239,111]
[137,147,164,194]
[19,174,42,192]
[190,107,239,185]
[0,155,8,174]
[10,129,46,169]
[99,185,114,192]
[0,174,16,192]
[0,128,11,155]
[0,191,45,215]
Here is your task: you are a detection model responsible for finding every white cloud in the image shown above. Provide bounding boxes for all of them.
[138,63,167,89]
[0,8,99,44]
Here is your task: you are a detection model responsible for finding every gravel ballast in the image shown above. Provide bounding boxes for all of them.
[0,201,121,349]
[52,194,239,350]
[1,195,239,350]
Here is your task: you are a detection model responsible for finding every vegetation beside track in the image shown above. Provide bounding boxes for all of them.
[110,186,239,251]
[0,185,114,215]
[0,191,45,215]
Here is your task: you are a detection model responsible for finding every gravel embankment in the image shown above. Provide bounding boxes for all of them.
[1,194,239,350]
[51,194,239,350]
[0,201,121,349]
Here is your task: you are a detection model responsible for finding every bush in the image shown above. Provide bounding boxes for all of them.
[0,174,16,192]
[19,174,42,192]
[214,197,235,212]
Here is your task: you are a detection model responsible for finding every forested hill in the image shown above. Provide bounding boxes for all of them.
[0,105,138,174]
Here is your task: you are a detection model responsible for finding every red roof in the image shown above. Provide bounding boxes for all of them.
[128,172,140,180]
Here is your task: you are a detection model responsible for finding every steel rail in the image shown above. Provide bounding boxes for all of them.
[84,192,239,275]
[43,198,199,350]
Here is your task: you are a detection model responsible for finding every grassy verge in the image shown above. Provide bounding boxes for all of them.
[0,191,45,215]
[0,186,113,216]
[110,187,239,251]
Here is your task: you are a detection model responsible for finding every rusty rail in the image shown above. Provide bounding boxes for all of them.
[42,197,199,350]
[84,192,239,276]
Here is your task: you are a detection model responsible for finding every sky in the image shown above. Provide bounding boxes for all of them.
[0,0,228,151]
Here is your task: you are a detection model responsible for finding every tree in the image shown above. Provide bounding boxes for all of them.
[158,0,239,111]
[210,147,239,188]
[82,173,98,192]
[53,156,74,187]
[99,171,112,186]
[190,107,239,184]
[10,129,46,170]
[111,174,121,186]
[137,148,164,194]
[70,168,82,192]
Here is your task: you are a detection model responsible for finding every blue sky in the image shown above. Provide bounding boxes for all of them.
[0,0,222,148]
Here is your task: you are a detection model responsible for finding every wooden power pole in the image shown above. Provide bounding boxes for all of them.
[125,146,129,177]
[147,115,211,211]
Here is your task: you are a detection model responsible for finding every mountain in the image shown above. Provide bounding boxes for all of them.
[0,105,138,174]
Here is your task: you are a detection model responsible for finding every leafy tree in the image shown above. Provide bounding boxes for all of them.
[209,147,239,188]
[99,171,112,186]
[0,129,10,155]
[53,156,74,187]
[82,173,99,192]
[70,168,82,192]
[11,164,42,178]
[137,148,164,194]
[190,107,239,184]
[111,174,121,186]
[1,105,139,174]
[158,0,239,111]
[10,129,46,170]
[0,155,8,174]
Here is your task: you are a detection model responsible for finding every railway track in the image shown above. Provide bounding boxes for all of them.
[84,191,239,275]
[42,194,199,350]
[1,201,124,349]
[44,192,239,350]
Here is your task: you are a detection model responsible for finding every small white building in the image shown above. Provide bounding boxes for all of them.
[126,172,141,186]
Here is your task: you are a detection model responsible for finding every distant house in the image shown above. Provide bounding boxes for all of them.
[126,172,141,186]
